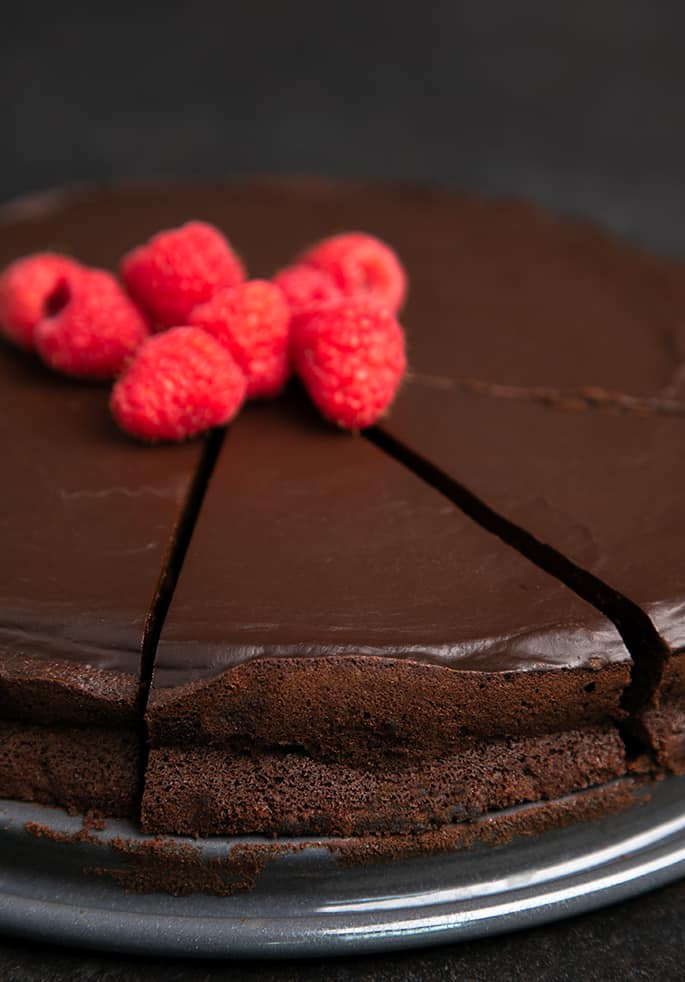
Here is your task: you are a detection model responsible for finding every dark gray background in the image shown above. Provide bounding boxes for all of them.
[1,1,684,978]
[2,0,685,255]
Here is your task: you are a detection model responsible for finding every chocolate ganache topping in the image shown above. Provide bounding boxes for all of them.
[5,179,684,700]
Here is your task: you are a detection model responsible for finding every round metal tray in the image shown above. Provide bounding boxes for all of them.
[1,776,685,959]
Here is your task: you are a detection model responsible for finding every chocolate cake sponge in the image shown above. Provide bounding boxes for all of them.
[144,727,626,838]
[0,721,139,816]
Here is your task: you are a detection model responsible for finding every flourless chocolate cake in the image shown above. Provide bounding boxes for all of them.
[1,180,683,849]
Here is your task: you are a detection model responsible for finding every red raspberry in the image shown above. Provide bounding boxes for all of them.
[292,298,407,429]
[111,327,246,442]
[272,264,342,321]
[189,280,290,399]
[121,221,246,329]
[300,233,407,313]
[35,269,149,379]
[0,252,82,349]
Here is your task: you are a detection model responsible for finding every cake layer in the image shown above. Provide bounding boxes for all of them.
[0,721,138,817]
[640,698,685,772]
[0,652,139,727]
[149,653,628,757]
[142,725,627,837]
[639,660,685,773]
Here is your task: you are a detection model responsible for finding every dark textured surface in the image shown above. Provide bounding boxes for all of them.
[2,0,685,976]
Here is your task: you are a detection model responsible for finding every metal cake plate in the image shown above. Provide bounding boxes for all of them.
[1,776,685,959]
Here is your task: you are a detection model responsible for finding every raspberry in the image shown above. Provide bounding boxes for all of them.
[111,327,246,442]
[35,269,149,379]
[292,298,407,430]
[0,252,82,349]
[272,264,342,321]
[121,221,246,329]
[189,280,290,399]
[300,233,407,313]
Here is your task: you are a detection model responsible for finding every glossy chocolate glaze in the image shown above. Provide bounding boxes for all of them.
[386,389,685,654]
[0,187,208,720]
[152,387,626,691]
[4,179,676,699]
[0,343,203,719]
[373,188,685,656]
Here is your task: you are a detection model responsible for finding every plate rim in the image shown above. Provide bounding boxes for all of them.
[2,777,685,959]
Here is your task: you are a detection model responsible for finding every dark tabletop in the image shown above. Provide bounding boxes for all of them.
[1,1,684,977]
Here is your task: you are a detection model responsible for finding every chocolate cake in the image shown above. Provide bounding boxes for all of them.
[0,179,683,849]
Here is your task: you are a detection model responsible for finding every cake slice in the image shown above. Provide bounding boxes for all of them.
[0,345,207,816]
[142,392,631,837]
[0,201,207,817]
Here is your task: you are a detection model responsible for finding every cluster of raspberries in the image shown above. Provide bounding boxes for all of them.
[0,222,408,440]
